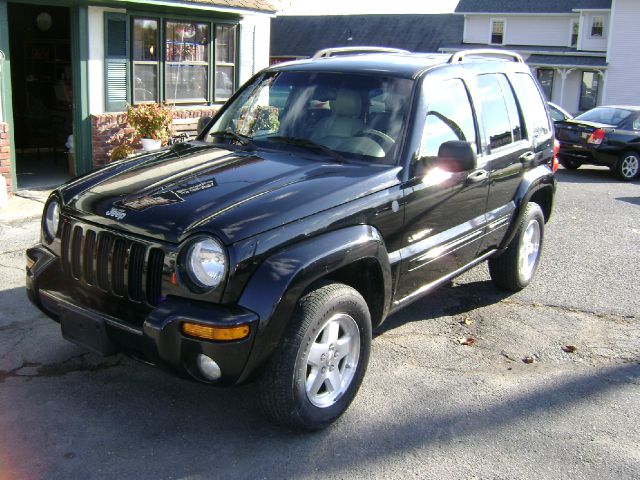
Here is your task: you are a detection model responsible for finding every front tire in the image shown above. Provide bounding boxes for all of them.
[615,152,640,181]
[259,282,372,431]
[489,203,545,292]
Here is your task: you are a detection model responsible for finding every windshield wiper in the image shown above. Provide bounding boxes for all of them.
[265,136,346,163]
[209,130,253,147]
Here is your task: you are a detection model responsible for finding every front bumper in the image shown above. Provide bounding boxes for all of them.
[26,245,259,385]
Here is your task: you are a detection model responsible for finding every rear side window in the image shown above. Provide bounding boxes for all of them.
[419,78,477,158]
[477,73,523,149]
[511,73,552,141]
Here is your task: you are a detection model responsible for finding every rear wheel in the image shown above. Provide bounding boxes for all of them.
[559,158,581,170]
[615,152,640,181]
[259,282,371,431]
[489,203,545,292]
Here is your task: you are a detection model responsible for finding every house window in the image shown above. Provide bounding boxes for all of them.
[104,13,239,111]
[536,69,554,100]
[591,16,604,37]
[165,21,210,102]
[215,25,237,101]
[579,71,601,111]
[570,19,579,47]
[490,19,505,45]
[132,18,159,103]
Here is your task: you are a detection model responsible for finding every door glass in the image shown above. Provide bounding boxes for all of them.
[477,74,520,149]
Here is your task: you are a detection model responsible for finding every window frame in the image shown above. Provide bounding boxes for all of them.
[536,68,554,100]
[489,18,506,46]
[579,71,601,111]
[127,11,240,106]
[131,17,160,104]
[569,18,579,48]
[590,15,605,38]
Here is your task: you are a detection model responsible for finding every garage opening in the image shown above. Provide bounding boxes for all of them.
[8,3,73,189]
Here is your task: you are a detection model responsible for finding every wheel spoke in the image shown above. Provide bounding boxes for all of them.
[321,320,340,344]
[307,342,325,367]
[306,368,325,396]
[335,335,353,360]
[325,368,342,393]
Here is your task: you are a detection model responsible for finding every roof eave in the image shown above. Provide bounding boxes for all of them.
[109,0,276,16]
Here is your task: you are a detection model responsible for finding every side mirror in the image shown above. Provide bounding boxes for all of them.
[434,140,476,172]
[197,116,213,135]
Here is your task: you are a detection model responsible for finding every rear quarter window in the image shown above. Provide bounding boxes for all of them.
[511,73,552,142]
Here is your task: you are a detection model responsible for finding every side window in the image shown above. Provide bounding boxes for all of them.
[511,73,552,141]
[477,73,522,150]
[419,78,477,159]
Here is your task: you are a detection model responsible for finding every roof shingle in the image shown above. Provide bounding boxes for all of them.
[455,0,611,14]
[270,14,464,58]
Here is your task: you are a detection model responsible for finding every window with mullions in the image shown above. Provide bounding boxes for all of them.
[132,18,159,103]
[536,69,554,100]
[215,25,237,101]
[165,21,210,102]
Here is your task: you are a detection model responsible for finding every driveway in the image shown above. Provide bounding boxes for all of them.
[0,167,638,480]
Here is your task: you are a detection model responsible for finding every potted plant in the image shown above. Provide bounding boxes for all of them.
[126,103,173,151]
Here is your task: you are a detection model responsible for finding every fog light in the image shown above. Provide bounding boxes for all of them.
[196,354,222,381]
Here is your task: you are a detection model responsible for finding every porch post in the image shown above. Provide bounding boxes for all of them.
[70,5,92,175]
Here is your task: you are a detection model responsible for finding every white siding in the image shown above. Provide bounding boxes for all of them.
[239,15,270,85]
[462,14,576,47]
[604,0,640,104]
[579,12,609,51]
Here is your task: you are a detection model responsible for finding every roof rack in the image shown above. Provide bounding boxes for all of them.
[448,49,524,64]
[312,46,410,59]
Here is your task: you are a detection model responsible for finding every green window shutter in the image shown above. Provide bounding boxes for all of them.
[104,13,129,112]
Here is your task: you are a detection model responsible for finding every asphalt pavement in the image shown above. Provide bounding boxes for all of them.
[0,167,638,480]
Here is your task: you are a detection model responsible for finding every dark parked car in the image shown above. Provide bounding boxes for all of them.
[27,49,556,430]
[555,105,640,180]
[547,101,572,123]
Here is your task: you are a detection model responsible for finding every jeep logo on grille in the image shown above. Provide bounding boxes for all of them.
[105,207,127,221]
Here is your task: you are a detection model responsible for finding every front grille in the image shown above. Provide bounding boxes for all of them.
[60,220,165,306]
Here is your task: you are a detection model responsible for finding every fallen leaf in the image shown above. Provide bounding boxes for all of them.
[561,345,578,353]
[522,356,536,364]
[461,316,474,325]
[459,336,476,346]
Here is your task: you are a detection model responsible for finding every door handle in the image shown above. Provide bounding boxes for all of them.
[519,151,536,165]
[466,169,488,184]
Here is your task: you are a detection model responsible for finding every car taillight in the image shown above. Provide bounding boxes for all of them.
[587,128,606,145]
[552,139,559,173]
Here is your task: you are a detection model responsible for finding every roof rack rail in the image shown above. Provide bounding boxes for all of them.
[448,49,523,64]
[312,46,410,59]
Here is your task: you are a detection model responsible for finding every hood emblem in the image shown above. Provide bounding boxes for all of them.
[105,207,127,221]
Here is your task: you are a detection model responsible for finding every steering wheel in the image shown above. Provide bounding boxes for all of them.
[357,128,396,147]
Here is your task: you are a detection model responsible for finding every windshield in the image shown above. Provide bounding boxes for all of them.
[575,107,632,125]
[203,70,414,164]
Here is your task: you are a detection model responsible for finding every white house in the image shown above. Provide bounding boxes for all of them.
[443,0,640,115]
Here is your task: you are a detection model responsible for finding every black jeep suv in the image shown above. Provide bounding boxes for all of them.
[27,50,557,430]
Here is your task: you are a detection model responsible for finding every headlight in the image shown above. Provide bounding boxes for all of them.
[183,237,227,290]
[43,199,60,243]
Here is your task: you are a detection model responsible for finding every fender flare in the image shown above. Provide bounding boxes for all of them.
[500,165,556,250]
[236,224,392,382]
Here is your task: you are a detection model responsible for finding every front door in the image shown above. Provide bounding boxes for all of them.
[393,76,489,305]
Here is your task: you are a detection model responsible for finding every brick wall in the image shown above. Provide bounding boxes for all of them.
[91,107,218,168]
[0,122,12,196]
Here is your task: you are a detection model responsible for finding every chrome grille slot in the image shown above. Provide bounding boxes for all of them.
[59,220,166,307]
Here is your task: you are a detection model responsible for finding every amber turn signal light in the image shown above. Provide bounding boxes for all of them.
[181,322,250,341]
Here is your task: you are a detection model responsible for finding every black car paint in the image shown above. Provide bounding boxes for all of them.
[556,108,640,170]
[26,54,556,385]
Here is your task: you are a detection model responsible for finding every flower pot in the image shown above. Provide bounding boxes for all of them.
[140,138,162,151]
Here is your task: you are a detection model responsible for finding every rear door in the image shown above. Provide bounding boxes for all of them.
[393,75,489,305]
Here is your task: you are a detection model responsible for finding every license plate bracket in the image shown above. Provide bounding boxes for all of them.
[60,306,120,356]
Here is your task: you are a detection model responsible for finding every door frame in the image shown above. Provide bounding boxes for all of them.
[0,0,92,190]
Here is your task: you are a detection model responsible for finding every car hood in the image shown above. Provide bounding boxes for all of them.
[60,142,401,244]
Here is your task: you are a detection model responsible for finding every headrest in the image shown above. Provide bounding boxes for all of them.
[331,89,362,117]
